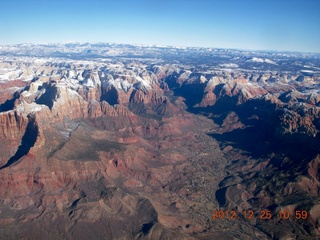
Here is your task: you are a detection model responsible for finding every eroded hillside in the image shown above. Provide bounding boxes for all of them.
[0,44,319,239]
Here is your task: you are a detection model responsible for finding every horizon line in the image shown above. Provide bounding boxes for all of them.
[0,41,319,55]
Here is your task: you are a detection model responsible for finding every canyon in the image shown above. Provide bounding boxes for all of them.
[0,43,319,239]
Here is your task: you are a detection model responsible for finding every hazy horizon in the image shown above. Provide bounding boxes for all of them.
[2,41,320,55]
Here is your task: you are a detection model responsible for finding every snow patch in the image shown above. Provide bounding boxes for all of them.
[15,101,47,114]
[250,57,277,65]
[300,69,315,73]
[0,69,23,80]
[135,76,152,89]
[21,91,32,97]
[83,78,95,87]
[219,63,239,68]
[34,59,48,64]
[120,80,132,92]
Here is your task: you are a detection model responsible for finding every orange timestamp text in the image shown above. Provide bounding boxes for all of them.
[212,209,308,220]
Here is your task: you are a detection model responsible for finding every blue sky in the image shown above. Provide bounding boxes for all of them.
[0,0,319,52]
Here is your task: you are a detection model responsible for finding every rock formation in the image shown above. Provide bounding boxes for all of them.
[0,44,319,239]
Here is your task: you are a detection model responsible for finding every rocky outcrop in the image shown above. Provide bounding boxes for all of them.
[0,51,319,240]
[0,111,28,166]
[220,111,244,132]
[275,107,319,142]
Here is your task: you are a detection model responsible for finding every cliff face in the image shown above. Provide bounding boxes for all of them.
[0,111,28,166]
[0,56,319,239]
